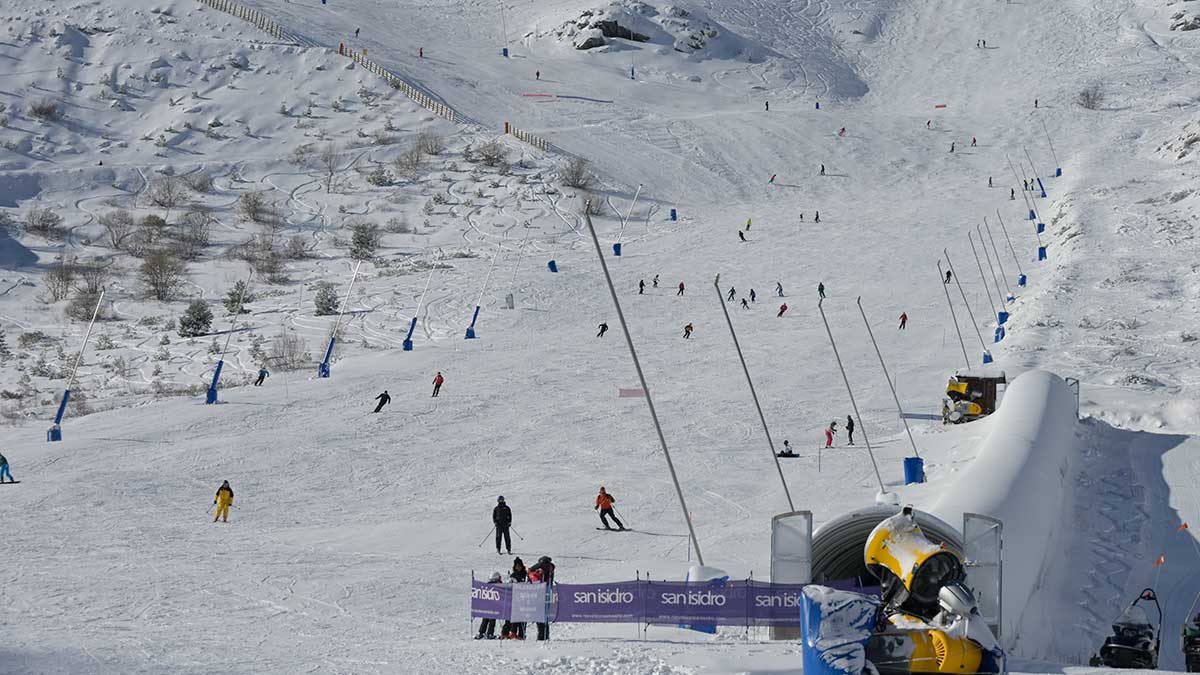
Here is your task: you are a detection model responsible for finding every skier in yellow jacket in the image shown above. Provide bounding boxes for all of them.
[213,480,234,522]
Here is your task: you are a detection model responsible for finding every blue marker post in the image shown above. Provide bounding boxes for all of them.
[317,261,362,378]
[404,268,436,351]
[465,249,500,340]
[207,274,253,405]
[48,290,104,442]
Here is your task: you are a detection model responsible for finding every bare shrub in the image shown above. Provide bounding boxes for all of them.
[233,234,281,277]
[176,208,212,260]
[43,257,75,302]
[147,176,186,218]
[140,250,186,300]
[477,138,508,167]
[75,261,110,295]
[1077,83,1105,110]
[319,143,339,192]
[417,130,446,155]
[25,206,64,238]
[284,235,308,260]
[29,98,60,120]
[269,330,310,370]
[238,191,267,222]
[182,171,214,193]
[560,157,593,189]
[66,291,107,322]
[98,209,135,249]
[393,143,424,181]
[140,214,169,247]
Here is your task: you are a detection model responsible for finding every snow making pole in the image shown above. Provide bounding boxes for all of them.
[816,298,888,499]
[976,224,1009,312]
[504,232,529,309]
[403,268,435,351]
[465,248,500,339]
[1039,117,1062,177]
[856,297,921,461]
[1024,146,1047,198]
[48,290,104,442]
[945,249,994,363]
[995,210,1026,287]
[498,0,509,55]
[713,273,794,511]
[613,183,643,257]
[982,219,1015,302]
[968,232,1006,343]
[938,259,973,369]
[583,207,704,565]
[207,272,253,404]
[317,261,362,378]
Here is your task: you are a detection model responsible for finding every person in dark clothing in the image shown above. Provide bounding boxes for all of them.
[727,286,736,301]
[677,282,685,296]
[639,279,645,294]
[765,101,769,112]
[750,289,756,302]
[475,572,503,639]
[738,230,747,242]
[254,368,269,386]
[899,312,908,330]
[944,270,953,284]
[1010,188,1015,200]
[817,282,825,299]
[528,556,556,641]
[741,298,749,309]
[683,323,693,339]
[777,303,788,317]
[0,452,15,483]
[432,371,444,397]
[820,164,825,176]
[652,274,659,288]
[595,487,624,530]
[597,322,608,338]
[502,558,527,639]
[373,390,390,413]
[777,439,796,457]
[846,415,855,445]
[493,496,513,554]
[814,211,820,223]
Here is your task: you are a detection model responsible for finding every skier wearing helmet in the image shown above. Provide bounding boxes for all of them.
[493,496,512,555]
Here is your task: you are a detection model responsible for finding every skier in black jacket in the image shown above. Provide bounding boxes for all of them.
[493,496,513,554]
[846,415,855,445]
[373,390,391,413]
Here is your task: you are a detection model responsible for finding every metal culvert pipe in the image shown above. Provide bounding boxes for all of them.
[811,505,964,586]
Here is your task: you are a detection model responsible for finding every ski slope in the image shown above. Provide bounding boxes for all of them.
[3,0,1200,672]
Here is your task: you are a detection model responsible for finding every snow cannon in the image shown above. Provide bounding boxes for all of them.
[800,507,1005,675]
[943,372,1005,424]
[1090,589,1162,669]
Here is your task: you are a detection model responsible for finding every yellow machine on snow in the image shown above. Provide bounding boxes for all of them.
[943,372,1006,424]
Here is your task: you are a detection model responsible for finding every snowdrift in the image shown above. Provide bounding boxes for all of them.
[931,370,1080,652]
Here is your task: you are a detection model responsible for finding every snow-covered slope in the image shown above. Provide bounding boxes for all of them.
[3,0,1200,672]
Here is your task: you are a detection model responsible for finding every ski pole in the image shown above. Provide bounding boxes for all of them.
[614,507,629,529]
[510,527,525,541]
[478,526,496,548]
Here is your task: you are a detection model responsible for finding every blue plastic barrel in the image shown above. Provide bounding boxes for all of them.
[982,351,994,364]
[548,260,558,273]
[670,208,677,221]
[1028,209,1036,221]
[502,47,509,57]
[613,243,622,256]
[1037,246,1047,261]
[903,457,926,485]
[1036,222,1045,234]
[1055,167,1062,177]
[997,311,1008,325]
[1018,274,1027,287]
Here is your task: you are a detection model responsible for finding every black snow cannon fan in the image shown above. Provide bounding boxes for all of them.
[1090,588,1162,669]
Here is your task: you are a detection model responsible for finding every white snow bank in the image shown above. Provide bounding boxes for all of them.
[931,370,1079,652]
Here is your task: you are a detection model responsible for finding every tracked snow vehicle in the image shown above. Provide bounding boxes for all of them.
[1090,589,1161,670]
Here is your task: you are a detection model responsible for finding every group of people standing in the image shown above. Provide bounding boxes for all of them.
[475,555,557,641]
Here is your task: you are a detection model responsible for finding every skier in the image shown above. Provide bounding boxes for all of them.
[838,127,846,137]
[746,218,752,230]
[432,371,444,397]
[768,174,776,184]
[824,423,835,448]
[254,367,269,386]
[355,27,360,38]
[950,142,955,153]
[528,556,556,640]
[814,211,820,223]
[944,270,953,285]
[727,286,736,301]
[419,47,424,58]
[0,451,13,483]
[765,101,769,112]
[595,487,625,530]
[683,323,694,339]
[639,279,646,295]
[846,415,855,445]
[982,39,987,48]
[597,322,609,338]
[741,298,749,310]
[475,571,503,639]
[212,480,233,523]
[971,136,977,147]
[820,164,825,176]
[653,274,659,288]
[1023,179,1028,191]
[493,496,513,555]
[926,119,931,129]
[1034,98,1038,108]
[750,289,756,302]
[899,312,908,330]
[799,213,804,222]
[988,177,993,188]
[535,70,540,80]
[372,390,391,413]
[778,440,796,457]
[817,282,826,299]
[776,282,784,297]
[777,303,788,317]
[502,557,527,639]
[677,281,685,296]
[738,230,747,242]
[1010,188,1015,200]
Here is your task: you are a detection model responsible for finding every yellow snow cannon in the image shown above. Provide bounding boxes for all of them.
[862,506,1005,675]
[944,372,1005,424]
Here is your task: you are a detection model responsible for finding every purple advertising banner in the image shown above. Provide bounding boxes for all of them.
[470,578,879,627]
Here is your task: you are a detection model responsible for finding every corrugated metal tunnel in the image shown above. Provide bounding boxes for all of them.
[811,505,964,586]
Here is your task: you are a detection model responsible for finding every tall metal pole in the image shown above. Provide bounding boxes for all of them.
[616,184,643,246]
[1038,117,1060,172]
[48,290,104,441]
[713,274,794,511]
[816,298,886,495]
[938,259,972,369]
[403,267,435,350]
[498,0,509,51]
[982,219,1014,300]
[583,209,704,564]
[856,297,920,459]
[976,225,1007,309]
[318,261,362,377]
[967,232,998,319]
[995,210,1025,277]
[946,249,991,355]
[207,272,253,404]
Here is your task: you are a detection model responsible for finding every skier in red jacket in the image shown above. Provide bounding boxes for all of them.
[432,372,444,397]
[777,303,788,317]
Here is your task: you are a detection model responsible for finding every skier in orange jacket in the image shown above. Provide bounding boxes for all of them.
[595,487,625,530]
